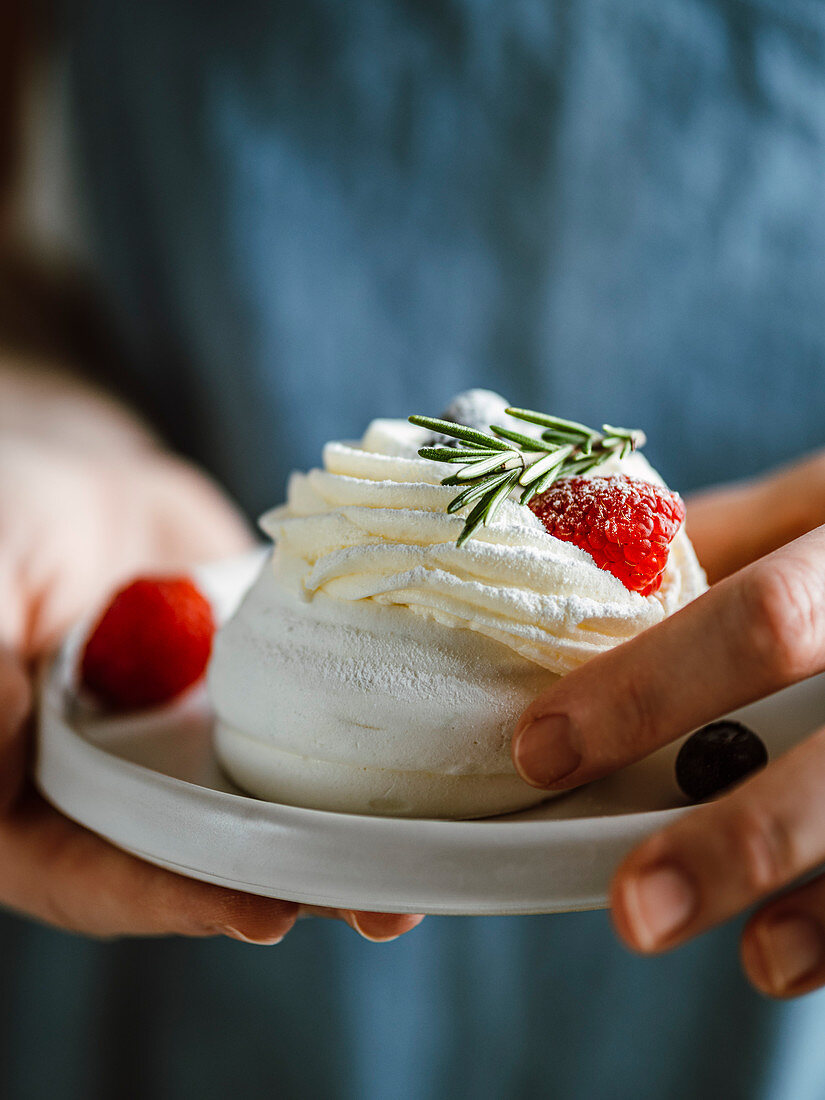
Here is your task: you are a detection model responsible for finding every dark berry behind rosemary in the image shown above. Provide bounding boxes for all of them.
[423,389,512,448]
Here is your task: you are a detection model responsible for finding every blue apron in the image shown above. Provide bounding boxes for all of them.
[8,1,825,1095]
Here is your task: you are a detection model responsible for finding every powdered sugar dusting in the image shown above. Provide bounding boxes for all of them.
[529,474,686,596]
[208,408,707,817]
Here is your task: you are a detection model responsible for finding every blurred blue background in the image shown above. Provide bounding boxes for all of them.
[60,0,825,514]
[4,0,825,1097]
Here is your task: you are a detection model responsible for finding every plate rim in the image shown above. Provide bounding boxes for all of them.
[36,641,688,915]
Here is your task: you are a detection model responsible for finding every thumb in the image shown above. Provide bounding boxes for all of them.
[0,648,32,814]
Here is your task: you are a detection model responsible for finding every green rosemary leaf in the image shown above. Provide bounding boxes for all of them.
[540,432,595,456]
[456,494,497,546]
[517,446,571,486]
[408,415,510,451]
[411,404,645,546]
[563,454,604,476]
[447,470,512,513]
[520,463,566,503]
[539,428,594,448]
[602,424,646,449]
[452,451,519,481]
[456,471,520,546]
[507,408,595,438]
[518,481,542,506]
[418,446,501,463]
[418,447,470,463]
[488,425,555,451]
[480,470,522,526]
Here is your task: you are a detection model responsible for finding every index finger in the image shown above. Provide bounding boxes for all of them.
[512,525,825,790]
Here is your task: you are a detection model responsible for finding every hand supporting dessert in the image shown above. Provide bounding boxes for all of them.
[512,452,825,998]
[0,361,422,943]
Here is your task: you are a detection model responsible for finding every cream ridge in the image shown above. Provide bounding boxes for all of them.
[208,414,706,818]
[260,419,705,674]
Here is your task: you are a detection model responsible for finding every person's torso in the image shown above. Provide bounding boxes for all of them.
[58,0,825,515]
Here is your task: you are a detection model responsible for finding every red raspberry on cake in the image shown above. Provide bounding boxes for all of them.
[81,577,216,709]
[528,474,685,596]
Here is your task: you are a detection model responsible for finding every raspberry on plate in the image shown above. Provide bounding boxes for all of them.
[528,474,685,596]
[80,577,216,710]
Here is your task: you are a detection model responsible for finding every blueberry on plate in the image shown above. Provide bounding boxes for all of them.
[675,720,768,802]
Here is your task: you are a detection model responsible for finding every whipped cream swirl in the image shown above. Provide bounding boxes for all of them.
[261,419,706,674]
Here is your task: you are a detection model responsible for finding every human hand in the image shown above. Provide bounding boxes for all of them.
[0,395,422,945]
[512,450,825,997]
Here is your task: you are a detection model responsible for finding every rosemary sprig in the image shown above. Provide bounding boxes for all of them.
[409,408,646,545]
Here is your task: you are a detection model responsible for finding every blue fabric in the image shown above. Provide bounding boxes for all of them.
[11,0,825,1096]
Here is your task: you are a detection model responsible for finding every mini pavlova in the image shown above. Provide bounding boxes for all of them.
[208,391,706,819]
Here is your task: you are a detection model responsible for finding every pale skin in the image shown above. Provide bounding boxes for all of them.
[512,452,825,998]
[0,361,423,945]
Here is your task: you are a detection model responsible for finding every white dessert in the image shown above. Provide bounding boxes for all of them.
[209,408,706,819]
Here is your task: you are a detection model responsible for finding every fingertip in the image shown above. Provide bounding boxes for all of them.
[221,925,290,946]
[740,921,775,997]
[347,911,425,943]
[214,895,300,945]
[512,714,582,790]
[741,912,825,999]
[609,868,660,955]
[609,840,699,955]
[155,872,300,942]
[608,873,638,951]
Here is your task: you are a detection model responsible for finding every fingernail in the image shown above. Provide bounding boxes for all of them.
[513,715,581,787]
[624,864,697,950]
[756,915,824,993]
[222,926,286,946]
[349,913,424,943]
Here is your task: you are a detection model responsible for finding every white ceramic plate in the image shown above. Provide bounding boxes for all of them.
[35,553,825,916]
